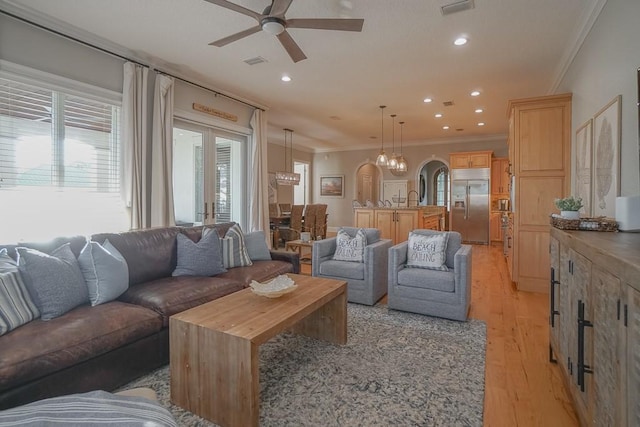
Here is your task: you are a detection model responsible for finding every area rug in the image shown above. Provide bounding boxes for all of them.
[120,304,486,426]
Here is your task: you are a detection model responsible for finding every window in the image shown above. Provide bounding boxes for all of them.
[0,76,126,242]
[435,167,449,207]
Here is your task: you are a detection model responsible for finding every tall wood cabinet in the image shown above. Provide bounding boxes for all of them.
[508,93,572,292]
[549,228,640,427]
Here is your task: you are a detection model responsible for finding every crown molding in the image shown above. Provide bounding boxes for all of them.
[549,0,608,93]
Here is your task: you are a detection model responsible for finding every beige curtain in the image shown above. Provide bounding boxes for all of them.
[121,62,149,229]
[249,109,271,243]
[150,73,176,227]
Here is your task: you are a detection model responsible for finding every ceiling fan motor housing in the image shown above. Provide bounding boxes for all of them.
[261,16,286,35]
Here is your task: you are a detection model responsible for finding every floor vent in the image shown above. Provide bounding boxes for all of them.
[443,100,455,107]
[440,0,475,16]
[244,56,268,65]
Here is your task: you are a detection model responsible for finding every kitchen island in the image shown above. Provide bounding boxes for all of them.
[354,206,445,245]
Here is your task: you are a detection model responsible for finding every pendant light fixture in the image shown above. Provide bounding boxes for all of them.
[387,114,398,170]
[375,105,388,167]
[396,121,408,174]
[275,128,300,185]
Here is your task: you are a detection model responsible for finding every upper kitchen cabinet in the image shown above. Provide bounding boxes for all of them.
[491,158,510,195]
[508,93,571,293]
[450,151,492,169]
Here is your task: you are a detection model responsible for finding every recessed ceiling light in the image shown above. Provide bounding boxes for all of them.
[281,75,291,82]
[478,122,485,126]
[470,90,480,97]
[475,108,483,113]
[435,113,443,118]
[423,98,433,103]
[454,37,468,46]
[443,125,450,130]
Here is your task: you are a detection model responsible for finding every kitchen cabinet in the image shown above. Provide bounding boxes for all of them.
[449,151,492,169]
[549,228,640,427]
[508,93,571,292]
[491,157,510,195]
[354,207,443,245]
[489,212,503,242]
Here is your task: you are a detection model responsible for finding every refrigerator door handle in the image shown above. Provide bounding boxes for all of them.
[465,185,469,220]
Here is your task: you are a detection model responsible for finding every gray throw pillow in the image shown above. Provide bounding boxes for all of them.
[333,228,367,263]
[0,249,40,336]
[406,232,449,271]
[244,231,272,261]
[78,239,129,306]
[215,223,252,268]
[173,231,226,277]
[17,244,89,320]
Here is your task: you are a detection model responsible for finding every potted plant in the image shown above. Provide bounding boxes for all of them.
[554,196,583,219]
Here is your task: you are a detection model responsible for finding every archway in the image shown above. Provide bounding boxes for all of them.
[416,157,450,229]
[354,162,382,205]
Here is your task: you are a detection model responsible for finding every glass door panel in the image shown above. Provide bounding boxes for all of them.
[173,126,207,225]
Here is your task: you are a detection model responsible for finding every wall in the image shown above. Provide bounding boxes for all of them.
[556,0,640,198]
[311,137,507,228]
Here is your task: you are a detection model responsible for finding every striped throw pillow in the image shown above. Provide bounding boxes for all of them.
[219,223,253,268]
[0,249,40,336]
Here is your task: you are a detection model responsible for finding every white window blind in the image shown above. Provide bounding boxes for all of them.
[0,77,127,242]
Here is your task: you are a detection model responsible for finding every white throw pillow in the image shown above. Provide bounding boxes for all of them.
[77,239,129,306]
[333,228,367,263]
[406,232,449,271]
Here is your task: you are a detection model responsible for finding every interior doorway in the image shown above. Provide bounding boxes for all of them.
[418,159,450,229]
[355,163,381,205]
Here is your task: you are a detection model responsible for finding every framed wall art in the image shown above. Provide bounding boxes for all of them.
[574,119,593,216]
[320,175,344,198]
[592,95,621,218]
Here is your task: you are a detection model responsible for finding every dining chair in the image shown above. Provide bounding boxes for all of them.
[278,203,291,215]
[279,204,304,243]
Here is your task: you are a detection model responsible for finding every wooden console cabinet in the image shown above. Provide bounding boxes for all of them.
[508,93,571,292]
[549,228,640,427]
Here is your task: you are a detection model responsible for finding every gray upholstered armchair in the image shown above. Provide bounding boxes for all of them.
[388,230,472,321]
[312,227,392,305]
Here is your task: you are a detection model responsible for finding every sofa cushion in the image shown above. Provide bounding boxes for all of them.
[244,231,272,261]
[172,232,226,277]
[215,224,252,268]
[118,276,244,326]
[91,227,181,287]
[215,260,295,287]
[319,259,365,281]
[16,244,89,320]
[397,267,455,293]
[0,390,177,427]
[78,240,129,306]
[406,232,449,271]
[333,228,366,263]
[0,301,162,391]
[0,250,40,336]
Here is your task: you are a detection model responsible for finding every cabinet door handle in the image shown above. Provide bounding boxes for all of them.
[577,299,593,392]
[549,267,560,327]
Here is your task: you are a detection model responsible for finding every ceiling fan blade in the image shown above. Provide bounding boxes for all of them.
[209,25,262,47]
[276,31,307,63]
[269,0,293,17]
[203,0,261,21]
[286,18,364,32]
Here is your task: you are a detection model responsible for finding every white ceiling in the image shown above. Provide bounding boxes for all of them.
[1,0,600,152]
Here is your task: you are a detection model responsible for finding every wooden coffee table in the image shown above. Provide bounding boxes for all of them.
[169,274,347,427]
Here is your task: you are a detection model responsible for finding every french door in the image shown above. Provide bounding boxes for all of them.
[173,120,246,226]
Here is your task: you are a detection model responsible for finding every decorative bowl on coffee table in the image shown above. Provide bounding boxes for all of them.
[250,275,297,298]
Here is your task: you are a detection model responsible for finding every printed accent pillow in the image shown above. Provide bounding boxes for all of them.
[333,228,367,263]
[406,232,449,271]
[78,239,129,306]
[0,249,40,336]
[173,231,226,277]
[244,231,272,261]
[217,223,253,268]
[16,244,89,320]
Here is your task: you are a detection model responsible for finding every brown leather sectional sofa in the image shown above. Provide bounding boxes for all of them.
[0,223,299,409]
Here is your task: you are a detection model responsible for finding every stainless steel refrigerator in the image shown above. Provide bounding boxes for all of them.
[450,168,490,244]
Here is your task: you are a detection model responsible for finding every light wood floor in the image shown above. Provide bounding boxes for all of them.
[299,242,578,426]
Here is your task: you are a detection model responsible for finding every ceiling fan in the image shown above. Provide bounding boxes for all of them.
[205,0,364,63]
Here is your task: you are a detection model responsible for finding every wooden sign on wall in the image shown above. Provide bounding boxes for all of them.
[192,103,238,122]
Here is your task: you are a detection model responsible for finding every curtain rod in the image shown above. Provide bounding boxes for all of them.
[1,9,264,111]
[155,69,264,111]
